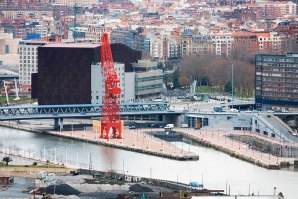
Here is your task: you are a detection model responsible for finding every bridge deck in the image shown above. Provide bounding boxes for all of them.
[0,103,181,121]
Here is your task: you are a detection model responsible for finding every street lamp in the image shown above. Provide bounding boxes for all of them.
[231,62,234,109]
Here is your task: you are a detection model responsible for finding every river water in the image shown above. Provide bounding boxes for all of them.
[0,126,297,199]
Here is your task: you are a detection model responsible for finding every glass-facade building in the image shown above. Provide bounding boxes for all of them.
[255,53,298,111]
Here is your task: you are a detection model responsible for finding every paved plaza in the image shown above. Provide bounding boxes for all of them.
[50,129,198,160]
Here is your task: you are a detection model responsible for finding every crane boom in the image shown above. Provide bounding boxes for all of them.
[100,33,122,139]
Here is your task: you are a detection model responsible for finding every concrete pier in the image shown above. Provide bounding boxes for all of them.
[171,128,298,169]
[49,129,199,161]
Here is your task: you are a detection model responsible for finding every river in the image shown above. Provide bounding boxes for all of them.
[0,126,297,199]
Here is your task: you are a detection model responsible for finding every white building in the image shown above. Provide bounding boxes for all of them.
[54,0,98,6]
[35,25,48,39]
[211,34,233,57]
[18,40,47,85]
[91,63,135,104]
[150,35,179,60]
[150,36,164,59]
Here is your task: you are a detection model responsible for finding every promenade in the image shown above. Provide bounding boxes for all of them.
[49,129,199,161]
[170,128,298,169]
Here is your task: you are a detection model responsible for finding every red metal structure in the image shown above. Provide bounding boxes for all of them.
[100,33,122,139]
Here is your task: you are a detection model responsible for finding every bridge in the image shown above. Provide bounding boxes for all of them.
[0,103,183,129]
[0,102,181,120]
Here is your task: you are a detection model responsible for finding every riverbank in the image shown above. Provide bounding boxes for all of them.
[0,121,199,161]
[170,128,298,169]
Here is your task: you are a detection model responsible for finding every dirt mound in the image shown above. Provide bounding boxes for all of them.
[42,184,81,195]
[129,184,153,192]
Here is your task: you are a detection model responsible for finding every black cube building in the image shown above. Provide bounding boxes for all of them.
[32,43,141,105]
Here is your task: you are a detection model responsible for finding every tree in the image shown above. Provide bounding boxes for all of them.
[200,76,209,86]
[224,82,232,93]
[179,75,187,87]
[2,156,12,166]
[172,69,180,88]
[180,54,255,97]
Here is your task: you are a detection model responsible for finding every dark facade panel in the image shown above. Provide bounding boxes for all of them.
[37,43,141,105]
[31,73,38,99]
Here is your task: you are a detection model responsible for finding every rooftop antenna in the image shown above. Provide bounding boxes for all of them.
[13,78,20,101]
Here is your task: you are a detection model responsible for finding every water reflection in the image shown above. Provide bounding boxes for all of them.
[0,126,298,198]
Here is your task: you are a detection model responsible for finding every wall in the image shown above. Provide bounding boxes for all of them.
[91,63,126,104]
[36,43,141,105]
[124,72,135,102]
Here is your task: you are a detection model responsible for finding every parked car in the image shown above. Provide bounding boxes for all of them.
[164,124,174,129]
[180,124,188,128]
[230,108,239,112]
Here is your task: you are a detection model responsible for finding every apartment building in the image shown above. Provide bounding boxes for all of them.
[1,9,53,19]
[18,40,47,85]
[255,53,298,111]
[192,35,213,55]
[255,1,297,19]
[181,30,192,57]
[54,0,98,6]
[110,29,137,49]
[232,32,259,57]
[211,33,233,57]
[150,34,165,60]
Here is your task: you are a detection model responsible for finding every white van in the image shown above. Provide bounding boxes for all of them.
[180,124,188,128]
[164,124,174,129]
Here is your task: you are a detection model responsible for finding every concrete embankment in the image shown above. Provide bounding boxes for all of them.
[49,130,199,161]
[172,129,297,169]
[0,122,199,161]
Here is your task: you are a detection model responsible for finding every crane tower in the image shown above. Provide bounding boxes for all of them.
[100,33,122,139]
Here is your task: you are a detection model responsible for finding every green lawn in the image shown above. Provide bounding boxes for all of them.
[195,86,223,93]
[0,96,35,105]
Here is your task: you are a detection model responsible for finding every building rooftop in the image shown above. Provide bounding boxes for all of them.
[43,43,100,48]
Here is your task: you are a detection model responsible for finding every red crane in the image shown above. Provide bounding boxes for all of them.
[100,33,122,139]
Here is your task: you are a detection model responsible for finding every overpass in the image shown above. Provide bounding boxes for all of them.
[0,102,182,129]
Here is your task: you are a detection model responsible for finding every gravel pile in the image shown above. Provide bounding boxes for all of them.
[43,184,81,196]
[129,184,153,193]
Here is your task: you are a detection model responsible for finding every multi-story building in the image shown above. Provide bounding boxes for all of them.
[255,53,298,111]
[255,1,297,19]
[181,30,193,57]
[132,60,163,98]
[54,0,98,6]
[211,33,233,57]
[150,34,165,60]
[18,40,47,85]
[110,29,137,49]
[35,24,48,39]
[192,35,213,55]
[1,9,53,19]
[167,38,179,59]
[32,43,141,105]
[12,25,36,39]
[91,63,135,104]
[0,32,20,55]
[0,0,20,8]
[232,32,259,58]
[255,32,271,53]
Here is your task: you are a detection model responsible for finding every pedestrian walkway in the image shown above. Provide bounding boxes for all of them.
[50,129,199,161]
[171,128,297,168]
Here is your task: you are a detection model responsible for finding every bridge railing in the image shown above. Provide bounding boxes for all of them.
[0,103,170,118]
